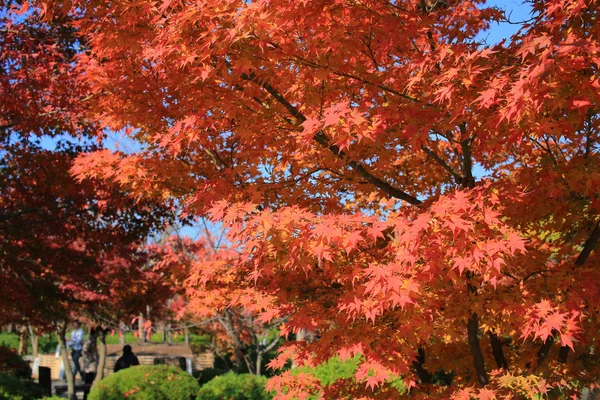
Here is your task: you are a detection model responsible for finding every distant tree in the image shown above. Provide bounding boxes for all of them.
[0,3,175,398]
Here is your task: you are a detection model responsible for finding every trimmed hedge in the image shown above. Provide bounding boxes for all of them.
[89,365,200,400]
[0,372,44,400]
[196,372,273,400]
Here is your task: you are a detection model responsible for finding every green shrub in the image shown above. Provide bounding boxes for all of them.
[292,356,406,399]
[0,334,19,352]
[299,355,361,386]
[0,372,44,400]
[0,346,30,378]
[88,365,199,400]
[36,335,59,354]
[197,372,273,400]
[0,332,58,355]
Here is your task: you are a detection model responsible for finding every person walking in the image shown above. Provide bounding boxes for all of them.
[67,320,85,381]
[114,345,140,373]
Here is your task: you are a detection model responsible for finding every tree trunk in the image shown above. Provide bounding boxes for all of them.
[17,326,27,355]
[220,310,247,373]
[93,329,107,387]
[243,353,255,374]
[146,305,152,341]
[558,346,569,364]
[57,321,76,400]
[28,325,39,358]
[256,351,263,377]
[167,299,173,345]
[536,337,554,366]
[138,313,145,342]
[489,332,508,370]
[184,327,190,345]
[412,347,432,384]
[465,276,488,386]
[467,313,488,386]
[167,322,172,345]
[119,321,125,345]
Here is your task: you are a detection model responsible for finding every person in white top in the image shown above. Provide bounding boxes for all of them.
[67,320,85,381]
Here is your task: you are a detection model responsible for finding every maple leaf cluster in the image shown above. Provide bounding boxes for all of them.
[23,0,600,397]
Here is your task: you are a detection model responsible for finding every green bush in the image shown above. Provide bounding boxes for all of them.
[0,346,30,378]
[0,332,58,355]
[299,355,361,386]
[292,356,406,399]
[0,372,44,400]
[0,334,19,352]
[197,372,273,400]
[88,365,200,400]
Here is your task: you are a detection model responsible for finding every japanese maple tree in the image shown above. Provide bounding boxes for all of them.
[38,0,600,397]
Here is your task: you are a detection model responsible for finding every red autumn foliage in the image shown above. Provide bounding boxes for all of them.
[25,0,600,397]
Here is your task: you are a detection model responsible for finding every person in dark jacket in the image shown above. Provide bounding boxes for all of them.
[114,345,140,373]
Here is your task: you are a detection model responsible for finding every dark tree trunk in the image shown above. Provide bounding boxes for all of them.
[537,337,554,366]
[467,313,488,386]
[558,346,569,364]
[412,347,432,384]
[489,332,508,370]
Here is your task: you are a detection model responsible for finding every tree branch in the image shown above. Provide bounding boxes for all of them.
[241,72,422,205]
[262,336,281,354]
[421,145,464,184]
[459,124,475,188]
[575,219,600,267]
[291,55,420,102]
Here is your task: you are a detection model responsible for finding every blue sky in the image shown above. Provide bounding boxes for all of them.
[481,0,533,44]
